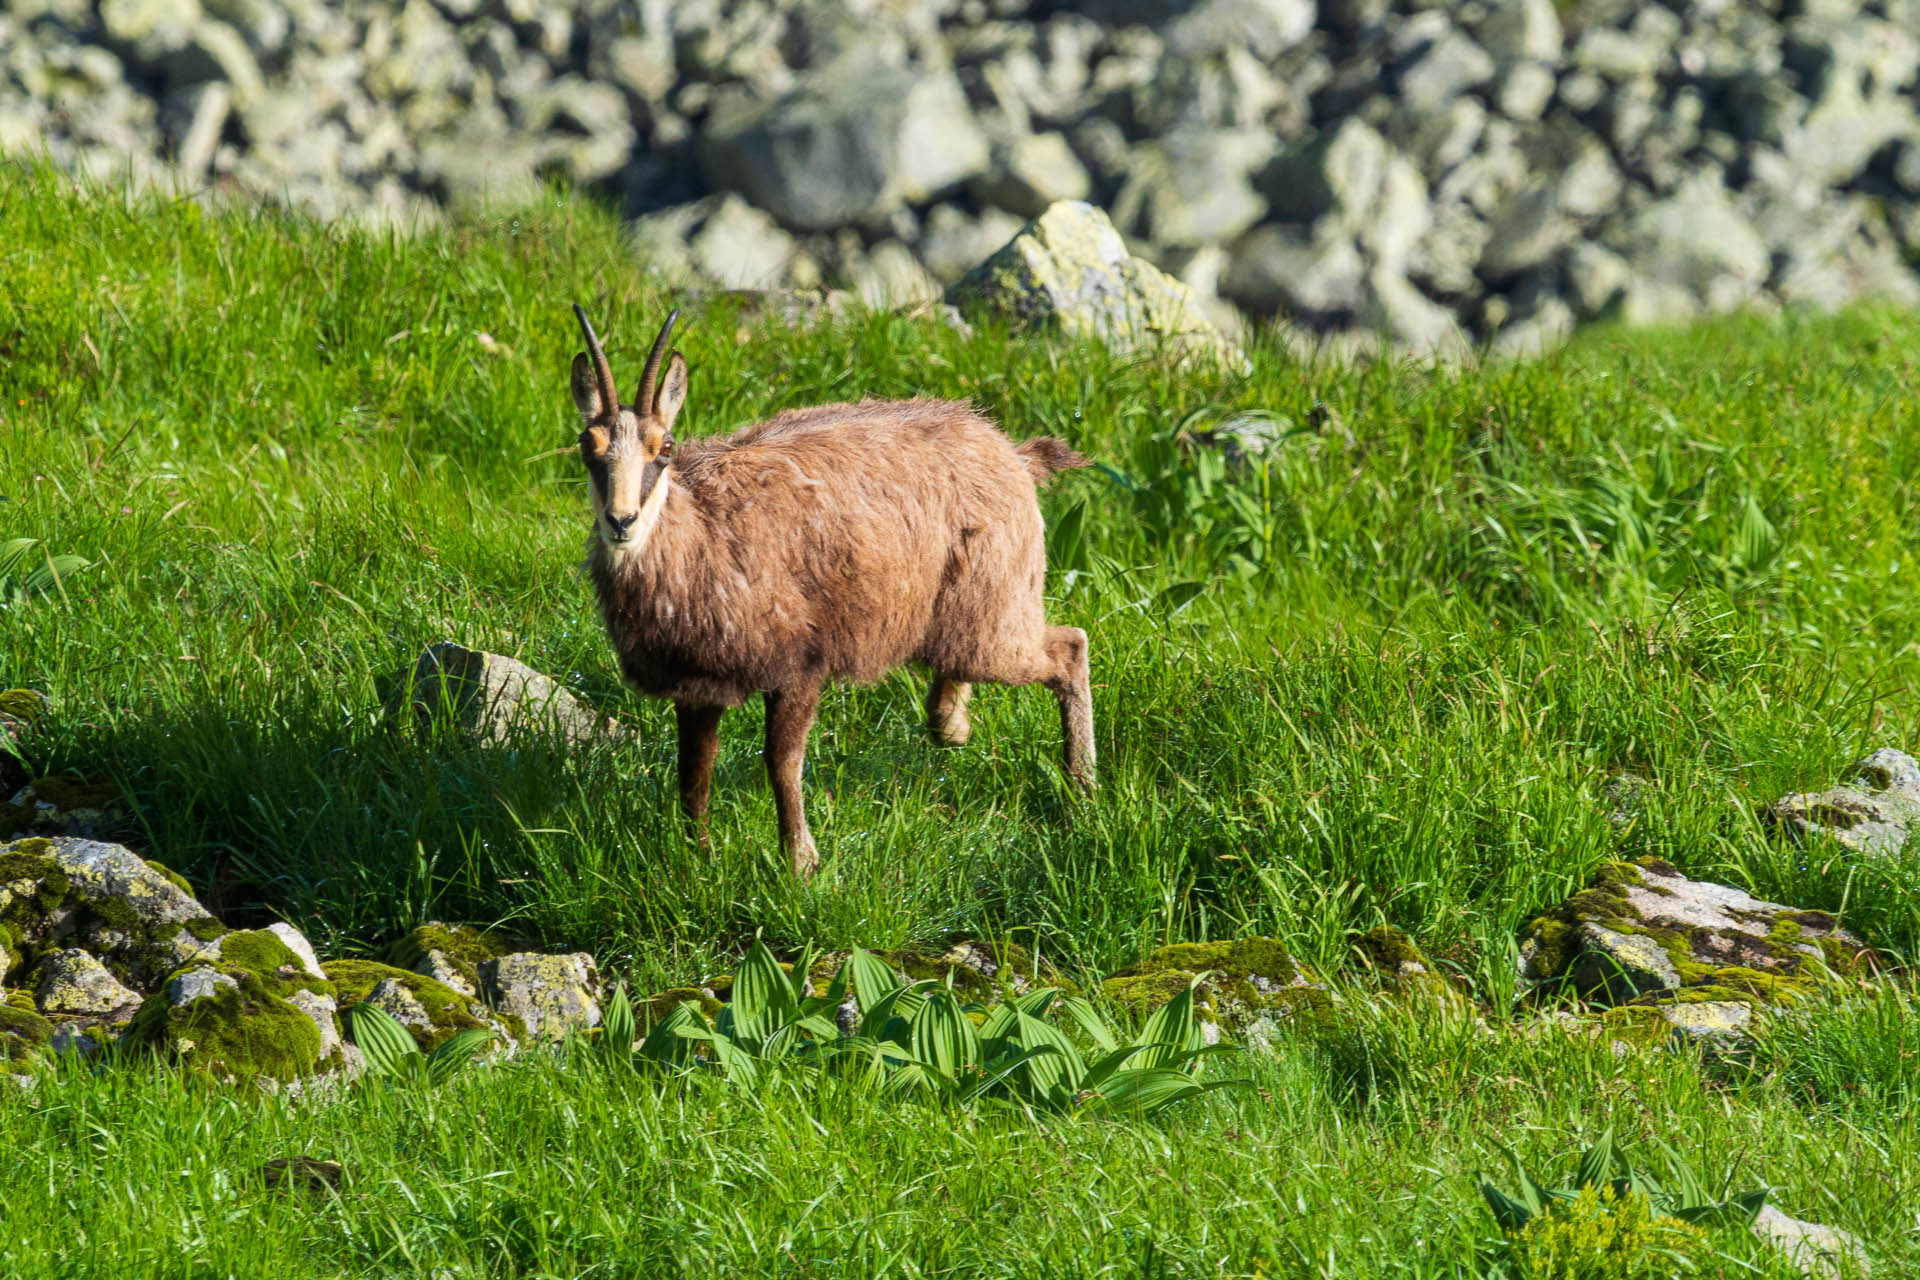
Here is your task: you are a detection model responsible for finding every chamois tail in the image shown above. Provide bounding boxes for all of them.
[1016,437,1090,487]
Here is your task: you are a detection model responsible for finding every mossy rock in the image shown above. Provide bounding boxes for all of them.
[327,958,517,1051]
[1349,926,1467,1008]
[1517,858,1864,1027]
[3,775,126,840]
[383,920,519,995]
[631,986,725,1031]
[0,835,227,992]
[1101,937,1334,1041]
[126,966,334,1084]
[0,1002,53,1060]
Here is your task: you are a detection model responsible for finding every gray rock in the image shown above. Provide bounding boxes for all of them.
[1478,183,1573,283]
[1564,241,1632,317]
[1489,292,1573,359]
[1571,27,1663,81]
[917,203,1028,285]
[1117,127,1271,249]
[1893,141,1920,197]
[1769,748,1920,863]
[948,201,1244,366]
[34,949,142,1016]
[1259,118,1388,224]
[1654,1000,1754,1049]
[848,239,943,308]
[972,131,1093,219]
[1474,0,1561,69]
[480,952,602,1042]
[1408,200,1490,299]
[1359,270,1469,359]
[1494,61,1557,123]
[1392,96,1485,179]
[1750,1205,1871,1280]
[285,988,344,1062]
[362,977,432,1031]
[265,923,326,981]
[167,966,239,1007]
[1607,179,1769,304]
[1363,156,1432,272]
[1162,0,1314,59]
[1396,29,1495,113]
[629,194,798,290]
[697,68,987,230]
[1223,224,1368,317]
[392,642,620,750]
[414,951,476,998]
[1567,924,1682,1004]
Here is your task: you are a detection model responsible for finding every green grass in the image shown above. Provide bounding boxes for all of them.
[2,158,1918,1276]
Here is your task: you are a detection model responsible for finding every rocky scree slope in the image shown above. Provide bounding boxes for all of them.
[7,0,1920,355]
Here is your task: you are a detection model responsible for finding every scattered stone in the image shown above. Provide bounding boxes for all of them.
[386,643,621,750]
[1768,748,1920,863]
[1750,1204,1871,1280]
[947,201,1244,367]
[329,958,515,1051]
[479,952,601,1042]
[33,948,140,1016]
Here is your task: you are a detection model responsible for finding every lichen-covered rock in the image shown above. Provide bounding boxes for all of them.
[1519,858,1865,1024]
[32,947,140,1016]
[0,836,227,990]
[4,775,125,840]
[264,922,325,981]
[946,201,1244,368]
[479,952,600,1042]
[1768,747,1920,863]
[386,642,620,749]
[385,920,518,998]
[1101,938,1332,1044]
[129,943,339,1084]
[327,958,513,1052]
[0,1001,53,1060]
[1350,926,1464,1008]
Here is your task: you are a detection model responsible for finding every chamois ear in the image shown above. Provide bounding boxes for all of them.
[653,351,688,430]
[570,352,604,420]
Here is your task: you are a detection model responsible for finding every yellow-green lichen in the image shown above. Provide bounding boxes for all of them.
[382,921,517,989]
[326,958,518,1050]
[142,860,194,896]
[634,986,724,1030]
[0,1002,53,1059]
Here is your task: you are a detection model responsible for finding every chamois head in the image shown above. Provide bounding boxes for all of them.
[570,305,688,552]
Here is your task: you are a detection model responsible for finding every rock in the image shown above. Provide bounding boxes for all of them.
[1478,182,1572,283]
[947,201,1243,367]
[1475,0,1561,69]
[1519,858,1868,1025]
[1395,29,1496,114]
[1360,270,1470,359]
[385,921,517,1000]
[1768,748,1920,863]
[1750,1205,1871,1280]
[129,928,344,1084]
[972,132,1093,220]
[1494,61,1557,123]
[388,643,619,750]
[1564,241,1632,317]
[1101,938,1333,1046]
[32,948,140,1016]
[265,923,326,981]
[1607,180,1770,306]
[917,204,1028,286]
[479,952,601,1042]
[1349,926,1465,1008]
[848,239,943,308]
[0,836,226,990]
[1259,118,1388,224]
[628,193,798,290]
[1571,28,1663,81]
[1158,0,1313,59]
[1223,224,1368,318]
[0,1002,54,1062]
[328,958,515,1051]
[1648,999,1752,1049]
[1117,127,1271,249]
[697,68,987,231]
[5,775,125,840]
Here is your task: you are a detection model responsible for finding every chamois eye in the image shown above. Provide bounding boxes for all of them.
[658,438,673,460]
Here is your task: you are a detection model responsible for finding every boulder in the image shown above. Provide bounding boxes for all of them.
[1259,118,1388,225]
[0,836,226,990]
[971,132,1093,220]
[1116,127,1271,249]
[32,948,140,1016]
[479,952,601,1042]
[1606,179,1770,305]
[628,193,798,290]
[386,920,519,999]
[1750,1205,1871,1280]
[387,643,620,750]
[1519,858,1867,1021]
[1223,223,1368,318]
[947,201,1243,367]
[1101,938,1333,1045]
[696,69,987,231]
[1768,748,1920,863]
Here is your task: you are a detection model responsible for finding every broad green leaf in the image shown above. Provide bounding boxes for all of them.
[732,937,799,1047]
[1479,1180,1535,1233]
[1574,1128,1617,1190]
[847,949,902,1018]
[1082,1067,1206,1114]
[348,1002,420,1079]
[425,1029,494,1084]
[1059,996,1120,1054]
[958,1045,1060,1105]
[858,980,932,1045]
[908,988,981,1076]
[637,1000,704,1066]
[602,985,637,1056]
[1012,1010,1084,1104]
[1131,980,1205,1069]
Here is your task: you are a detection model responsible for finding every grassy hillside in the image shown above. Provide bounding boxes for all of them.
[1,160,1917,1277]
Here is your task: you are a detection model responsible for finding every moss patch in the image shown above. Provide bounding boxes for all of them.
[383,921,517,990]
[1100,936,1333,1036]
[634,986,724,1029]
[327,958,515,1051]
[128,971,326,1084]
[0,1002,53,1059]
[143,860,195,896]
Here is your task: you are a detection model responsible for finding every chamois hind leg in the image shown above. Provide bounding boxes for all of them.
[675,703,724,843]
[762,684,822,878]
[926,676,974,747]
[1042,626,1095,790]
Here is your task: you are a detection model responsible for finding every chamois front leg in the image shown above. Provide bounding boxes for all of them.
[926,676,973,747]
[675,703,724,844]
[762,684,822,878]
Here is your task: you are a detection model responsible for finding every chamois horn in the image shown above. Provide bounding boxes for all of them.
[572,304,619,419]
[635,308,680,414]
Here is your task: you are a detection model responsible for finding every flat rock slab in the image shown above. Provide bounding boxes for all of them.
[1520,857,1865,1024]
[1769,747,1920,862]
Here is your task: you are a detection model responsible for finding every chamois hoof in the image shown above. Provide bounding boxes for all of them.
[928,711,972,748]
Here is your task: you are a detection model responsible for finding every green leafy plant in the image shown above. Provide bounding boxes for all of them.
[1479,1129,1769,1278]
[349,1002,495,1086]
[0,537,87,607]
[600,941,1244,1116]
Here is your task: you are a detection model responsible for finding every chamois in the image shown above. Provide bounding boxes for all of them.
[569,304,1094,877]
